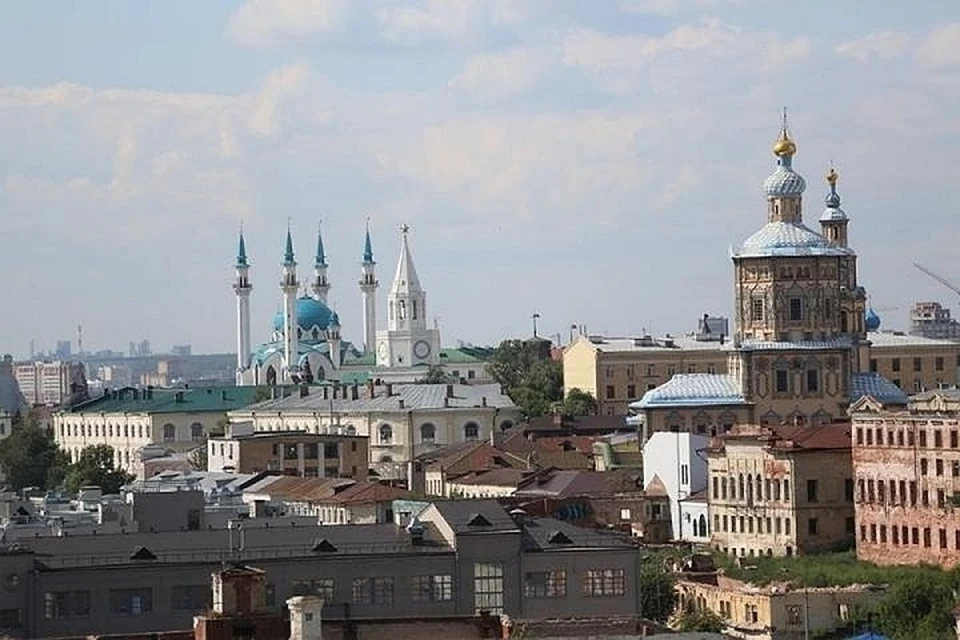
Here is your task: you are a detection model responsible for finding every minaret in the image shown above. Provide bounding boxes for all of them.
[312,221,331,303]
[388,224,427,332]
[819,168,849,248]
[280,227,300,379]
[359,222,379,354]
[233,228,253,383]
[764,109,806,224]
[327,312,342,369]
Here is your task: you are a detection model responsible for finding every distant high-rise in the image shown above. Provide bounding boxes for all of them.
[55,340,71,360]
[171,344,192,357]
[910,301,960,340]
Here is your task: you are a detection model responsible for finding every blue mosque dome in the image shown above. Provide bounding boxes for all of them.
[272,296,335,336]
[865,308,881,331]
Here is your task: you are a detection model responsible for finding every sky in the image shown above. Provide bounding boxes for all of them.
[2,0,960,357]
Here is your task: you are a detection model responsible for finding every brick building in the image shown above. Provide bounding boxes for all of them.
[707,423,855,557]
[852,388,960,568]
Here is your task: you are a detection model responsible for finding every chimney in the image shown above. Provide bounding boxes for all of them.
[351,385,359,401]
[287,595,324,640]
[175,391,184,403]
[446,384,454,398]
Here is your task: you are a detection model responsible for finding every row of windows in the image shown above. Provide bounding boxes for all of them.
[603,364,720,381]
[59,422,205,442]
[605,383,657,400]
[749,296,829,324]
[857,477,960,509]
[714,514,793,536]
[712,474,793,504]
[860,523,960,551]
[380,422,484,444]
[869,355,960,373]
[269,442,347,459]
[856,425,960,449]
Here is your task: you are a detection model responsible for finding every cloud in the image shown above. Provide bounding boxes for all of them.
[247,61,313,137]
[225,0,348,47]
[375,0,524,45]
[915,23,960,68]
[836,31,910,63]
[619,0,754,16]
[448,48,549,97]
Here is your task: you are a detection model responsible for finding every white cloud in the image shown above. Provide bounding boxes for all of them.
[225,0,348,47]
[620,0,754,17]
[836,31,910,63]
[247,61,313,137]
[448,48,548,97]
[915,23,960,68]
[375,0,524,44]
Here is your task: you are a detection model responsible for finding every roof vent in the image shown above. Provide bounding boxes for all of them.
[467,513,491,527]
[312,539,337,553]
[547,530,573,545]
[130,546,157,561]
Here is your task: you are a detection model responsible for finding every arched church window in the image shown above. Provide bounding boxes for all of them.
[412,300,418,320]
[698,514,708,536]
[163,424,176,443]
[312,328,320,340]
[398,300,406,320]
[464,422,479,441]
[266,366,277,386]
[420,423,436,442]
[190,423,204,442]
[379,424,393,444]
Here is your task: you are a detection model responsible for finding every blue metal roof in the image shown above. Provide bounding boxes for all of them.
[632,374,746,409]
[851,373,908,406]
[236,231,249,267]
[363,226,375,264]
[272,296,335,335]
[739,338,853,351]
[763,166,806,197]
[250,338,361,366]
[734,221,854,258]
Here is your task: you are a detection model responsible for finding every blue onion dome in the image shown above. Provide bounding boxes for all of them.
[272,296,335,338]
[865,308,881,331]
[763,125,806,198]
[819,167,847,222]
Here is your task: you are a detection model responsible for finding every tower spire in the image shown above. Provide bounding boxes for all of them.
[314,220,327,267]
[284,220,296,266]
[236,224,249,267]
[312,220,330,303]
[359,220,379,354]
[819,165,849,248]
[233,225,253,384]
[363,218,375,264]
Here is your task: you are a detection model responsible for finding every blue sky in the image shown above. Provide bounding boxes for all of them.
[2,0,960,356]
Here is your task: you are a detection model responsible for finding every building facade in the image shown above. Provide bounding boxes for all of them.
[14,360,86,407]
[910,301,960,341]
[641,432,709,541]
[54,386,260,472]
[707,424,855,557]
[852,389,960,568]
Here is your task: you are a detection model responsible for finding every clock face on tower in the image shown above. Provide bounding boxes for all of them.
[377,341,389,360]
[414,340,431,359]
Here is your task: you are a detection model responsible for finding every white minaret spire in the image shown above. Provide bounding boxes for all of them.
[280,223,300,380]
[388,224,427,332]
[312,220,331,303]
[233,225,253,384]
[359,220,379,354]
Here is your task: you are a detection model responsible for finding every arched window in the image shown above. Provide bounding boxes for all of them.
[755,474,763,501]
[312,328,320,340]
[420,423,436,443]
[163,424,176,442]
[190,423,204,442]
[464,422,479,441]
[266,366,277,386]
[737,474,745,501]
[379,424,393,444]
[698,514,708,537]
[499,420,514,432]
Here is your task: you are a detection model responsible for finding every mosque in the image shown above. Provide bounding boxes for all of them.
[233,224,441,386]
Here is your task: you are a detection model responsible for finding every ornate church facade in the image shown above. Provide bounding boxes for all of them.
[234,224,442,386]
[631,116,909,437]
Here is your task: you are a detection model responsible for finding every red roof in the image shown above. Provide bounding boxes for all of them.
[327,481,412,505]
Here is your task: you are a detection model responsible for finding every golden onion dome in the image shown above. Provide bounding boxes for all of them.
[773,129,796,157]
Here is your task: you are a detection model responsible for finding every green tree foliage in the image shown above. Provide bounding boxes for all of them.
[674,604,725,633]
[0,421,70,490]
[489,340,563,418]
[639,568,678,623]
[188,445,208,471]
[872,574,956,639]
[562,388,598,416]
[416,365,454,384]
[63,445,133,495]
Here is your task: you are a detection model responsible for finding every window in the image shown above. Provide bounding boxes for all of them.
[44,591,90,619]
[605,385,615,399]
[352,577,393,605]
[808,518,819,535]
[805,369,819,393]
[953,431,959,449]
[292,578,334,601]
[162,424,176,443]
[620,508,631,521]
[936,356,945,371]
[303,443,318,459]
[914,357,922,372]
[0,609,22,630]
[681,464,689,485]
[109,588,153,616]
[171,585,210,612]
[869,359,877,372]
[190,423,204,442]
[776,369,789,393]
[582,569,625,597]
[524,571,567,598]
[464,422,480,441]
[935,430,944,448]
[751,298,764,322]
[845,478,854,502]
[807,479,819,503]
[473,563,504,613]
[420,423,436,443]
[627,384,636,398]
[411,575,453,602]
[788,297,803,321]
[379,424,393,444]
[892,358,901,372]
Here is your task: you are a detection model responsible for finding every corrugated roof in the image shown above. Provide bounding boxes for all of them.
[66,386,261,415]
[326,481,412,505]
[572,334,729,354]
[851,373,909,406]
[634,374,746,409]
[739,338,853,351]
[867,331,960,348]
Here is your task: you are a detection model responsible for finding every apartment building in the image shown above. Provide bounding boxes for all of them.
[867,331,960,393]
[707,424,855,557]
[852,388,960,568]
[0,498,637,639]
[207,422,368,480]
[14,360,86,407]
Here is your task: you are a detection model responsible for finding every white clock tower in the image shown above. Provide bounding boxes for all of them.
[375,225,440,368]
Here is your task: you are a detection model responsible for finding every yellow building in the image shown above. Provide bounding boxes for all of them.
[866,330,960,393]
[675,574,885,640]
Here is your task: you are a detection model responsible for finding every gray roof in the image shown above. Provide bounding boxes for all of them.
[428,499,518,533]
[237,383,514,414]
[851,373,909,405]
[521,516,633,552]
[739,337,853,351]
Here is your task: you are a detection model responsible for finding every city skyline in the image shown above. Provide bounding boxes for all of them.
[1,1,959,354]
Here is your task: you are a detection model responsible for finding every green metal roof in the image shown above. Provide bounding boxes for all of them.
[439,347,494,364]
[66,386,262,415]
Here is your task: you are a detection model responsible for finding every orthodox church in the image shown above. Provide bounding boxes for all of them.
[233,224,441,386]
[630,115,908,437]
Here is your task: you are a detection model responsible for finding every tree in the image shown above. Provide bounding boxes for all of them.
[562,388,598,416]
[0,422,69,490]
[416,365,454,384]
[639,568,678,623]
[188,445,208,471]
[489,340,563,419]
[674,604,725,633]
[63,445,133,495]
[872,574,956,639]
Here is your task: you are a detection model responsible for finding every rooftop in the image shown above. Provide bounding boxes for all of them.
[572,334,729,354]
[633,374,746,409]
[867,330,960,348]
[851,372,909,406]
[717,423,852,453]
[66,386,261,415]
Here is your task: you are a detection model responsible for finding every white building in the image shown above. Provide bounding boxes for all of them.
[679,490,711,544]
[642,431,709,541]
[226,382,520,479]
[14,360,86,407]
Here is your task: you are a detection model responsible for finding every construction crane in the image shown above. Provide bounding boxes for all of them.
[913,263,960,299]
